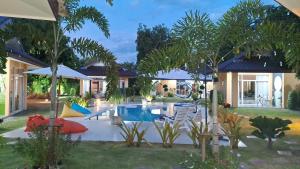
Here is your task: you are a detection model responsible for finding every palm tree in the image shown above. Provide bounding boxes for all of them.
[46,0,118,166]
[137,0,267,159]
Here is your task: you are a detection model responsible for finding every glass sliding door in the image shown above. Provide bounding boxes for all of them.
[242,81,256,104]
[238,73,271,107]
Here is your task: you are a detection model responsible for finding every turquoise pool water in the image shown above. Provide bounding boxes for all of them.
[117,105,162,122]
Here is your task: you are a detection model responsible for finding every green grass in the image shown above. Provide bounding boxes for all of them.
[234,107,300,119]
[0,109,50,134]
[0,103,4,116]
[0,142,198,169]
[239,135,300,169]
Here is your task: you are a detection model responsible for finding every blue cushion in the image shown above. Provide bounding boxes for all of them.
[71,103,91,115]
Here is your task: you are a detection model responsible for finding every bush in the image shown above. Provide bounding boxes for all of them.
[66,96,88,107]
[167,92,174,97]
[109,89,124,104]
[288,90,298,110]
[218,110,242,150]
[69,88,77,96]
[249,116,292,149]
[14,126,79,168]
[192,93,199,101]
[209,90,224,105]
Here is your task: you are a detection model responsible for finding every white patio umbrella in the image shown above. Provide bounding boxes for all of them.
[0,0,66,21]
[25,64,92,116]
[276,0,300,17]
[25,64,92,80]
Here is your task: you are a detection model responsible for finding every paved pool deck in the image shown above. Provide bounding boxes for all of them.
[1,103,246,147]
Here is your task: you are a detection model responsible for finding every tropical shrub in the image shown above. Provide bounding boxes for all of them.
[119,121,136,147]
[65,96,88,107]
[163,84,168,92]
[153,122,181,148]
[180,148,239,169]
[218,110,243,150]
[109,89,124,104]
[14,126,79,168]
[69,87,77,96]
[29,76,51,95]
[187,120,211,161]
[288,90,298,110]
[192,93,199,101]
[167,92,174,97]
[125,87,135,102]
[119,121,147,147]
[84,91,93,100]
[249,116,292,149]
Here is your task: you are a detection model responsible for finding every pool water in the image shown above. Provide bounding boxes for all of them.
[117,105,162,122]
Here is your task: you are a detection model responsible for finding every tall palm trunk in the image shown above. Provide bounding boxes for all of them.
[48,22,59,168]
[212,70,219,160]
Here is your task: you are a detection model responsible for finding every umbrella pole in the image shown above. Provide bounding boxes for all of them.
[56,76,62,118]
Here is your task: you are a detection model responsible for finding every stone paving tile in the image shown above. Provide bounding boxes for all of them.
[277,150,292,156]
[284,140,298,145]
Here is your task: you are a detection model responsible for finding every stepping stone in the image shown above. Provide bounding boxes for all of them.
[289,146,300,151]
[249,159,265,166]
[239,162,250,169]
[291,150,300,156]
[246,135,258,139]
[272,157,289,164]
[277,150,292,156]
[284,140,298,145]
[6,141,17,145]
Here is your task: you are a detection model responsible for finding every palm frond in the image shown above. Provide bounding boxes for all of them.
[64,6,110,37]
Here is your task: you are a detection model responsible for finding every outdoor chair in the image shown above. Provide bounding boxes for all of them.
[163,107,195,129]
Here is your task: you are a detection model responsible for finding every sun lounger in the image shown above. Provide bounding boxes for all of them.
[84,108,113,120]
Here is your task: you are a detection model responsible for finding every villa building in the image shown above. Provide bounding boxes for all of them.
[153,69,213,98]
[217,54,300,108]
[0,38,47,116]
[78,62,136,97]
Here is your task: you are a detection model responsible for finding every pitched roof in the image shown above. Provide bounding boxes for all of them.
[217,53,290,73]
[78,66,136,78]
[5,38,47,67]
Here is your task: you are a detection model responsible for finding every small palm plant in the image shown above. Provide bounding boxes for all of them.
[167,122,181,148]
[135,126,147,147]
[218,109,243,150]
[249,116,292,149]
[119,121,148,147]
[187,120,211,161]
[153,122,181,148]
[153,122,169,148]
[120,121,137,147]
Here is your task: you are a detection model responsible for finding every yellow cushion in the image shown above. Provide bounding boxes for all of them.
[60,104,84,118]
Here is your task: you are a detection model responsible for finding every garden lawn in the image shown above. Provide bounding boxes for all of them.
[0,109,50,134]
[0,142,198,169]
[233,107,300,135]
[235,108,300,169]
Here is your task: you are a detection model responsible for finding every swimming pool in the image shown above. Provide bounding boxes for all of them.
[117,105,163,122]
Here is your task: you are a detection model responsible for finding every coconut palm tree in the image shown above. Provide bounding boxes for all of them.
[137,0,268,159]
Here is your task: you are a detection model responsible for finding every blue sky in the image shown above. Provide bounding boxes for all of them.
[69,0,276,63]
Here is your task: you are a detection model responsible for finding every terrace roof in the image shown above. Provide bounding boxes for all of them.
[0,0,66,21]
[217,53,291,73]
[78,66,137,78]
[276,0,300,17]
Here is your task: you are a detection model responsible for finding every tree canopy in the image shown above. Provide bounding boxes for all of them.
[136,24,171,65]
